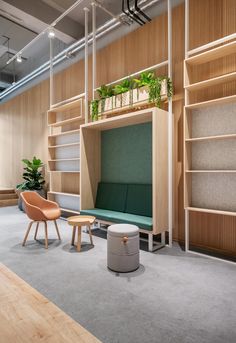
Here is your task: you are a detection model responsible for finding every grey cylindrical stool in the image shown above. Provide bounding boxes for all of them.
[107,224,139,273]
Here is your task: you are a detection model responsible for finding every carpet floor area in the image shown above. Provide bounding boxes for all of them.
[0,206,236,343]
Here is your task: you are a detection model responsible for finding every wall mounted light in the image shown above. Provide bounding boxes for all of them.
[48,28,55,38]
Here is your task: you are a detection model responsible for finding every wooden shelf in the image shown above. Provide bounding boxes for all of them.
[48,129,80,138]
[185,41,236,65]
[186,207,236,217]
[186,170,236,173]
[49,116,83,127]
[81,107,155,131]
[48,142,80,149]
[185,71,236,91]
[48,191,80,198]
[185,94,236,110]
[48,98,83,113]
[185,133,236,142]
[49,158,80,162]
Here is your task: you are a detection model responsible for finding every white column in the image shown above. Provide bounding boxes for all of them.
[185,209,189,251]
[185,0,189,59]
[49,36,53,192]
[167,0,173,247]
[49,37,54,108]
[148,233,153,252]
[84,7,89,123]
[92,2,97,100]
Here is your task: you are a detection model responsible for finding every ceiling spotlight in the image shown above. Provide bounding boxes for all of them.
[48,28,55,38]
[16,54,22,63]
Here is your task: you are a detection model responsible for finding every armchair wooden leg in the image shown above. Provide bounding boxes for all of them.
[88,225,94,246]
[22,221,34,246]
[54,220,61,240]
[71,226,76,245]
[44,221,48,249]
[34,222,39,240]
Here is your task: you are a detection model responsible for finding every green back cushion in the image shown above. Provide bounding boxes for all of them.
[125,184,152,217]
[95,182,127,212]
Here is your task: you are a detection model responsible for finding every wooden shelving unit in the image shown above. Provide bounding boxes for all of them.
[47,95,84,214]
[185,133,236,142]
[80,107,169,236]
[184,36,236,255]
[185,71,236,92]
[185,40,236,65]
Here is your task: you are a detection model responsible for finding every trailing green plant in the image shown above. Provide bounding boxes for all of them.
[91,99,99,121]
[148,76,173,107]
[16,157,45,191]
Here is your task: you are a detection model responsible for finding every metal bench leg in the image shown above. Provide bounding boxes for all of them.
[148,233,153,252]
[161,232,166,245]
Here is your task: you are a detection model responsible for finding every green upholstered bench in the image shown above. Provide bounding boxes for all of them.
[80,182,153,231]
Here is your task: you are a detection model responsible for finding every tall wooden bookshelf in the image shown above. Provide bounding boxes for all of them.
[184,39,236,254]
[47,96,85,215]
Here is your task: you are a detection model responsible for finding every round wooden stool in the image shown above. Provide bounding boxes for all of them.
[67,215,95,252]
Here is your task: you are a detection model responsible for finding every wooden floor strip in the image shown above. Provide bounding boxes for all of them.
[0,263,102,343]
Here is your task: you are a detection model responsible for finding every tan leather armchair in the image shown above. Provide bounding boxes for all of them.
[21,191,61,249]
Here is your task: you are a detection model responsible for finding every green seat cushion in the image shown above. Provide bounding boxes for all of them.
[125,184,152,217]
[95,182,127,212]
[80,208,153,231]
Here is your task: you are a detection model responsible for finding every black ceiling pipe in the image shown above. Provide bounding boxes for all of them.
[135,0,151,22]
[122,0,143,26]
[126,0,146,25]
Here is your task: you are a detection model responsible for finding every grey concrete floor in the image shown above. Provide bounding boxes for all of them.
[0,206,236,343]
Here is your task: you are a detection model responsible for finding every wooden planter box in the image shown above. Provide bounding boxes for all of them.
[91,79,168,119]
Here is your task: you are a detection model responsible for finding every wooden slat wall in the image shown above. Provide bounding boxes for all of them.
[0,0,235,256]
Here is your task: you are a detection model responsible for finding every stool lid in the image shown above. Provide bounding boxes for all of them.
[108,224,139,237]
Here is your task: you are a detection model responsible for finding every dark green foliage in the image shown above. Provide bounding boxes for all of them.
[91,99,99,121]
[16,157,45,190]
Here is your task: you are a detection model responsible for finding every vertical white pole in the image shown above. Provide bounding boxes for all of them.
[161,232,166,246]
[184,0,189,249]
[84,7,89,123]
[185,209,189,251]
[185,0,189,59]
[148,233,153,252]
[167,0,173,248]
[49,37,54,108]
[92,2,97,100]
[49,36,53,192]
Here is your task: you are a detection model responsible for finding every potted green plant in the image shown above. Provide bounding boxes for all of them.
[16,156,46,211]
[90,72,173,120]
[114,78,133,107]
[97,84,114,112]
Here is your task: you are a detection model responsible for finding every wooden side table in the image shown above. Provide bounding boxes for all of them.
[67,215,96,252]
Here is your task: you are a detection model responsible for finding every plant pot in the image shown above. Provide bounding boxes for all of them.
[120,92,129,107]
[17,189,46,212]
[104,97,113,112]
[113,94,122,109]
[160,78,168,97]
[136,86,149,103]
